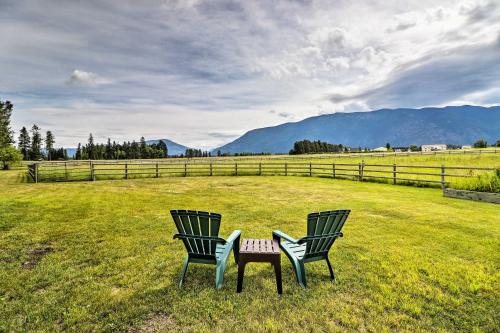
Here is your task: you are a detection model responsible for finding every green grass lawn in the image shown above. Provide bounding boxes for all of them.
[0,170,499,332]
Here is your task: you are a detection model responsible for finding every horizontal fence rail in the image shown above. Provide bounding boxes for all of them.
[27,160,498,189]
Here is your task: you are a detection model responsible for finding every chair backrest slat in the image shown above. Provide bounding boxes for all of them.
[304,210,350,257]
[316,213,337,252]
[171,210,221,257]
[198,212,210,254]
[320,212,349,252]
[171,211,194,253]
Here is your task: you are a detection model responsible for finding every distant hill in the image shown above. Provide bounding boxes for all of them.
[146,138,190,156]
[214,106,500,153]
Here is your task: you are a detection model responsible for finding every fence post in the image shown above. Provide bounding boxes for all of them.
[285,162,288,176]
[259,163,262,176]
[359,161,365,181]
[90,162,95,181]
[65,162,68,181]
[125,163,128,179]
[235,163,238,176]
[441,165,446,189]
[184,163,187,177]
[309,162,312,176]
[332,163,336,178]
[393,164,396,185]
[156,162,159,178]
[34,163,38,183]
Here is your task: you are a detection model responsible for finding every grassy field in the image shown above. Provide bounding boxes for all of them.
[0,169,499,332]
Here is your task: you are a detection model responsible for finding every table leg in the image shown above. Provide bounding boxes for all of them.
[274,259,282,294]
[237,261,246,293]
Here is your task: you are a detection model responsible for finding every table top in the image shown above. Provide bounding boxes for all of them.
[241,239,279,255]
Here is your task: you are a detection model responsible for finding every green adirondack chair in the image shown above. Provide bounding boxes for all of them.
[272,210,350,288]
[171,210,241,289]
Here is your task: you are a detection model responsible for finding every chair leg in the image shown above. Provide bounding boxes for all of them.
[236,260,246,293]
[295,261,307,288]
[179,256,190,288]
[273,259,282,294]
[215,262,225,289]
[232,235,240,264]
[325,256,335,281]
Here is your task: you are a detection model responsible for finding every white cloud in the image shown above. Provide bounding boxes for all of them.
[66,70,111,86]
[387,12,419,32]
[308,27,350,54]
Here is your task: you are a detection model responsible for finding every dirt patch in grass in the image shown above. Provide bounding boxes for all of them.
[21,246,54,269]
[128,313,179,333]
[0,257,15,263]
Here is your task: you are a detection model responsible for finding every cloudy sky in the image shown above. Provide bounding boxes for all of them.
[1,0,499,148]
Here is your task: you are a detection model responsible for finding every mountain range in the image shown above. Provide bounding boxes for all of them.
[63,106,499,156]
[213,105,500,153]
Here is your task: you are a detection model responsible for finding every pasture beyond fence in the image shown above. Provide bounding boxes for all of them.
[27,160,497,189]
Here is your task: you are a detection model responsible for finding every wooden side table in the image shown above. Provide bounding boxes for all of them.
[236,239,282,294]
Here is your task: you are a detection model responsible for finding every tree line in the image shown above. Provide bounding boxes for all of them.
[289,139,500,155]
[17,125,66,161]
[74,135,168,160]
[289,140,347,154]
[0,101,20,168]
[185,148,210,158]
[473,139,500,148]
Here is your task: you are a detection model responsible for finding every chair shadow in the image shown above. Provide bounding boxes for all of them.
[169,263,217,288]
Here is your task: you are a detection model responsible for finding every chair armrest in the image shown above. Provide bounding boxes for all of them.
[272,230,298,244]
[173,234,227,244]
[225,230,241,264]
[225,230,241,244]
[297,232,343,244]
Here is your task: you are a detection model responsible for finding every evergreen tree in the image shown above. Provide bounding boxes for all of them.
[45,131,55,161]
[112,141,118,159]
[122,141,130,158]
[0,100,14,148]
[87,133,95,159]
[105,138,112,159]
[75,143,82,160]
[289,139,345,154]
[18,126,31,160]
[96,143,105,159]
[158,140,168,157]
[30,124,42,160]
[140,136,147,158]
[74,136,170,160]
[130,141,140,159]
[473,139,487,148]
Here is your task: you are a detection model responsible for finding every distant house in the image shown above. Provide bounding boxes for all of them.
[392,146,408,152]
[461,145,472,149]
[421,144,447,152]
[373,147,388,152]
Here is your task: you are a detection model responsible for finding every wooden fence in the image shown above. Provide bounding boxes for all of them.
[27,160,497,189]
